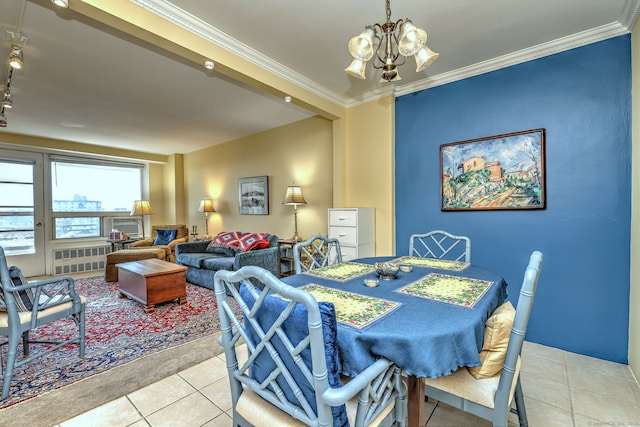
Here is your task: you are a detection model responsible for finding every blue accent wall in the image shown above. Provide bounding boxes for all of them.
[395,35,631,363]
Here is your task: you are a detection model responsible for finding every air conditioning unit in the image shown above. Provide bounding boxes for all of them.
[103,217,143,238]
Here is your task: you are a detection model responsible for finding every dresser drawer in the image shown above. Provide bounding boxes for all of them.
[329,226,357,245]
[339,246,357,261]
[329,210,358,227]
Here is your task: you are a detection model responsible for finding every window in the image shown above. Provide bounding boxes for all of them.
[50,157,143,239]
[0,159,35,254]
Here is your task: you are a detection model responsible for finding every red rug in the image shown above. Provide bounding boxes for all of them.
[0,276,231,408]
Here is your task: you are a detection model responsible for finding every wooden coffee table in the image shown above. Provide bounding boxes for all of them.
[117,258,188,313]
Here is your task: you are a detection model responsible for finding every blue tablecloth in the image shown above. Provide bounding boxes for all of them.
[282,256,508,379]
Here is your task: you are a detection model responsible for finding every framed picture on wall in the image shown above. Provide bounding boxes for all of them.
[238,176,269,215]
[440,129,546,211]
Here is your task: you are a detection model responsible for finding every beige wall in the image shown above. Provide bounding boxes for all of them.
[629,22,639,378]
[344,96,395,256]
[182,116,333,240]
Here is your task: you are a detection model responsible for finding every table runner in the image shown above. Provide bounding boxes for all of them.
[396,273,493,308]
[299,283,401,329]
[303,262,376,282]
[391,256,470,271]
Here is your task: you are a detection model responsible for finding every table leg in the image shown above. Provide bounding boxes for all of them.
[408,375,425,427]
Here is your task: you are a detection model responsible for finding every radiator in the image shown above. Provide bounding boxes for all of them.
[52,244,110,275]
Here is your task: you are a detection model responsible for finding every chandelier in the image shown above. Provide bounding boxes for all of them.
[345,0,439,83]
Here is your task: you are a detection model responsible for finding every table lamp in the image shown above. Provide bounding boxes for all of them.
[130,200,153,239]
[197,198,216,239]
[283,184,306,242]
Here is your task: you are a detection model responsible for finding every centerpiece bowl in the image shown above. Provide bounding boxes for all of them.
[375,262,399,280]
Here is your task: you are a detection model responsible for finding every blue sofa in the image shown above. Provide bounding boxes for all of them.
[175,234,280,290]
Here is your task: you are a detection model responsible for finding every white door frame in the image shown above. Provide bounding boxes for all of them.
[0,149,46,276]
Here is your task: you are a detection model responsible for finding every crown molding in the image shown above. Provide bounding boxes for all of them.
[132,0,638,109]
[394,22,629,98]
[129,0,351,107]
[621,0,640,30]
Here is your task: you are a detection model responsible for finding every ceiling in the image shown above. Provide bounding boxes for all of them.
[0,0,637,156]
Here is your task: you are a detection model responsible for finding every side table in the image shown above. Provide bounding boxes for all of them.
[277,240,297,278]
[107,238,140,252]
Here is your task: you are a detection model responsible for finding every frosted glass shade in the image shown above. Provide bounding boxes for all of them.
[398,21,427,57]
[415,46,440,72]
[345,59,368,79]
[348,27,376,61]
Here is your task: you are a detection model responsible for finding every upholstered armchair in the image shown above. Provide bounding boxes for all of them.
[130,224,189,262]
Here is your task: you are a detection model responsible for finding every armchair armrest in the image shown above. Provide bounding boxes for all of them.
[168,237,188,251]
[175,240,211,255]
[131,239,153,248]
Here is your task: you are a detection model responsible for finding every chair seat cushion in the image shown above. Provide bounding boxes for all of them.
[0,295,87,328]
[423,356,521,409]
[238,387,394,427]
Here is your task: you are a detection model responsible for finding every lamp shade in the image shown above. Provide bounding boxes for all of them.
[283,186,306,206]
[344,59,368,80]
[348,27,376,61]
[398,20,427,57]
[414,45,439,72]
[197,198,216,213]
[130,200,153,216]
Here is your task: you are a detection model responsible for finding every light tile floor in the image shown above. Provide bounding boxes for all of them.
[56,341,640,427]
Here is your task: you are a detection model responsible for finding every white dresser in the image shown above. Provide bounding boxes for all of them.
[328,208,375,261]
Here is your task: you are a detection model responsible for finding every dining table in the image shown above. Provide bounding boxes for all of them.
[282,255,508,427]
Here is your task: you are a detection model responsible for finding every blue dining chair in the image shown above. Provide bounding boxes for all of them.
[214,266,407,427]
[0,246,87,399]
[293,234,343,275]
[422,250,543,427]
[409,230,471,262]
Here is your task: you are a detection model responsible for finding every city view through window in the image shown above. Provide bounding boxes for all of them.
[0,158,143,255]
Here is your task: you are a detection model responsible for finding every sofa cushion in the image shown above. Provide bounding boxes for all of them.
[153,228,177,246]
[175,253,215,268]
[205,243,240,257]
[202,256,235,271]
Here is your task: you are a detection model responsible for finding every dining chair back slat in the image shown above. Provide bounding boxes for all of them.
[293,234,343,275]
[409,230,471,262]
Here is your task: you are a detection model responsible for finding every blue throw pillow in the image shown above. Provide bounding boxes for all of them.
[240,284,347,427]
[153,228,177,246]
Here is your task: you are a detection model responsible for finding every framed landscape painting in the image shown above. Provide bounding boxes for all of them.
[440,129,546,211]
[238,176,269,215]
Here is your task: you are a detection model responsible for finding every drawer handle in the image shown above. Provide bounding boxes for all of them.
[339,233,347,237]
[338,217,347,220]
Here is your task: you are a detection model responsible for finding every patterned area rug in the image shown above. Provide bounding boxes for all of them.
[299,284,401,329]
[0,276,233,409]
[397,273,493,308]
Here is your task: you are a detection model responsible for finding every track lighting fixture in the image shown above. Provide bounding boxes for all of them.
[8,44,24,70]
[1,89,12,109]
[0,110,7,128]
